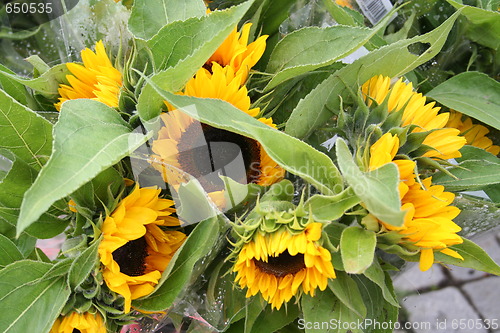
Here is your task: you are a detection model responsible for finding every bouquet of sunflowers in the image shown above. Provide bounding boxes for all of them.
[0,0,499,332]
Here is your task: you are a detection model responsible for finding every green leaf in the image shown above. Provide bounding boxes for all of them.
[301,290,338,333]
[147,1,253,73]
[363,260,399,307]
[0,26,41,40]
[0,89,52,170]
[285,10,462,139]
[0,260,70,333]
[328,271,367,317]
[133,216,221,311]
[176,179,219,225]
[138,1,254,121]
[0,234,23,268]
[453,194,500,236]
[129,0,206,40]
[136,84,166,123]
[17,100,147,236]
[145,81,344,195]
[353,275,398,333]
[237,122,343,195]
[305,188,360,222]
[301,289,363,333]
[432,146,500,191]
[484,184,500,203]
[250,304,300,333]
[322,0,360,27]
[25,55,51,75]
[435,238,500,275]
[0,64,69,97]
[68,240,99,289]
[69,167,124,213]
[0,149,68,239]
[265,12,394,90]
[352,275,384,328]
[42,258,73,281]
[427,71,500,131]
[336,139,405,226]
[340,226,376,274]
[447,0,500,49]
[0,64,27,105]
[260,179,295,203]
[221,176,266,213]
[243,298,266,333]
[204,261,250,328]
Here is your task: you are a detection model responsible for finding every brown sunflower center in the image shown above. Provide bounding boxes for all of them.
[112,237,148,277]
[254,251,306,278]
[177,123,261,192]
[74,330,81,333]
[203,61,214,73]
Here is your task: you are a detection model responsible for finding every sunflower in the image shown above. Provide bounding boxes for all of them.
[150,64,284,208]
[233,222,336,310]
[50,311,106,333]
[55,40,122,110]
[362,75,466,160]
[98,185,186,313]
[369,133,463,271]
[447,110,500,155]
[205,23,267,83]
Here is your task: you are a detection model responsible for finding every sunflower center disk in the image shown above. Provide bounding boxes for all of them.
[177,123,261,192]
[254,252,306,278]
[112,237,148,276]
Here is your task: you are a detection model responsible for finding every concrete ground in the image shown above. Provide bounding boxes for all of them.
[394,227,500,333]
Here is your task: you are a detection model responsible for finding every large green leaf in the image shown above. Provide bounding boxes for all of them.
[336,139,405,226]
[68,239,99,289]
[301,289,363,333]
[432,146,500,191]
[447,0,500,50]
[305,188,360,222]
[265,12,393,90]
[0,64,69,97]
[203,261,250,329]
[17,100,147,236]
[138,1,254,121]
[363,260,399,307]
[328,271,367,317]
[145,81,344,195]
[0,234,23,268]
[322,0,361,27]
[0,64,27,105]
[353,275,398,333]
[427,71,500,131]
[147,1,253,72]
[285,10,462,139]
[435,238,500,276]
[259,179,295,203]
[0,149,67,239]
[237,122,343,195]
[133,216,221,311]
[0,89,52,170]
[250,304,300,333]
[0,260,70,333]
[129,0,206,40]
[340,226,376,274]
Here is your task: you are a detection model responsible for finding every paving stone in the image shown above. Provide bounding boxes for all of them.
[448,231,500,282]
[462,277,500,332]
[403,287,486,333]
[394,262,445,292]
